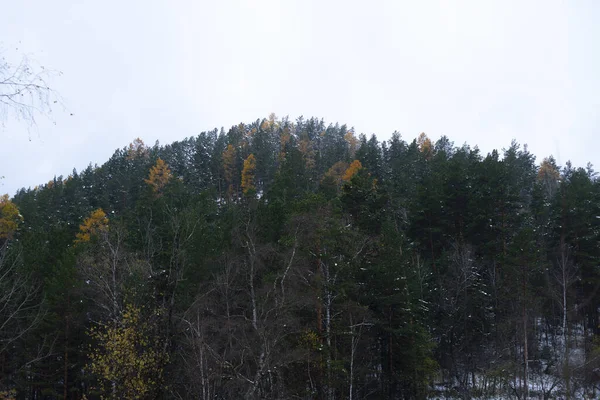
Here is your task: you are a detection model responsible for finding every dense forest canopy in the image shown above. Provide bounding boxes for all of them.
[1,115,600,399]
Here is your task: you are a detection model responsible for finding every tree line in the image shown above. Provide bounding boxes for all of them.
[1,114,600,399]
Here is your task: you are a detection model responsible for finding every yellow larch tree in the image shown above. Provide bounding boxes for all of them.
[0,194,23,240]
[75,208,109,244]
[144,158,173,194]
[241,154,257,195]
[417,132,434,160]
[343,160,363,182]
[538,157,561,198]
[538,157,560,182]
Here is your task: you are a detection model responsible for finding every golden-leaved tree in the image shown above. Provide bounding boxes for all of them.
[144,158,173,194]
[342,160,363,182]
[417,132,433,159]
[241,154,257,195]
[0,195,22,240]
[320,161,350,196]
[538,157,561,198]
[75,208,108,244]
[88,304,167,399]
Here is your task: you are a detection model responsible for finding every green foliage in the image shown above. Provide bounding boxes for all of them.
[5,115,600,399]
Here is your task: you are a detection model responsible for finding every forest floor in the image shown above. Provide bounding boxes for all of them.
[429,320,599,399]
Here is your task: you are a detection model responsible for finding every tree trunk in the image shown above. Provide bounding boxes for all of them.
[523,305,528,399]
[63,306,69,400]
[323,261,333,400]
[564,322,571,400]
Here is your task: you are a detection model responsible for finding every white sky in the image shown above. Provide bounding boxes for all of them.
[1,0,599,196]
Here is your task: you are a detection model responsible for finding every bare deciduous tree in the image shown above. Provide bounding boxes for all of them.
[0,239,50,397]
[0,47,63,130]
[180,216,304,400]
[0,240,45,355]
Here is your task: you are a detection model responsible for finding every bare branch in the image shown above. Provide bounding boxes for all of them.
[0,48,65,133]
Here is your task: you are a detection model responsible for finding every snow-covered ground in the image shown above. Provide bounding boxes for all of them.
[429,319,599,399]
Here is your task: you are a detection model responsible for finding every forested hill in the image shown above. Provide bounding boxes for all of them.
[2,115,600,399]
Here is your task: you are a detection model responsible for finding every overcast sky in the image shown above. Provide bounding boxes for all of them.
[1,0,599,196]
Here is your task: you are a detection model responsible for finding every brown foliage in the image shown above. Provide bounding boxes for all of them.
[126,138,149,160]
[222,144,236,185]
